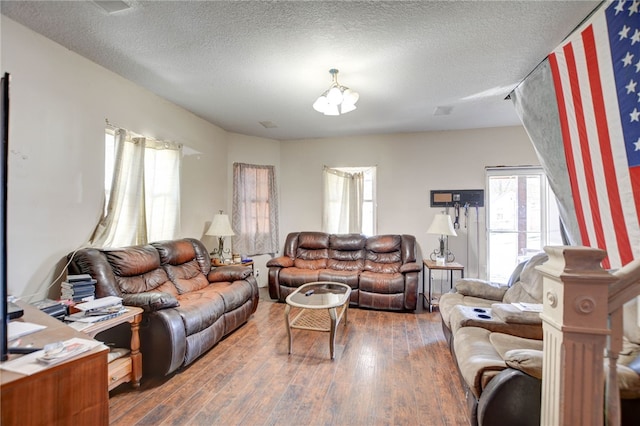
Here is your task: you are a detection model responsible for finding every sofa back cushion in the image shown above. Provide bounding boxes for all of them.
[104,245,179,297]
[327,234,366,271]
[364,235,402,274]
[153,239,210,294]
[502,252,548,304]
[294,232,329,270]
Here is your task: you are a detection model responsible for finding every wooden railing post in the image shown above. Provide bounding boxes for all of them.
[536,246,616,426]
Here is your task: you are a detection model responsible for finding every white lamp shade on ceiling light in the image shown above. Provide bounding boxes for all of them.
[313,69,359,116]
[342,89,359,105]
[327,86,343,105]
[206,212,235,237]
[427,213,457,237]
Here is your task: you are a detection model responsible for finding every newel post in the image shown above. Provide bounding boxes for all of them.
[536,246,616,426]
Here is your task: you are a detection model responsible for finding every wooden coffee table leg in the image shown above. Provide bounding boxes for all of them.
[329,307,337,359]
[284,304,292,355]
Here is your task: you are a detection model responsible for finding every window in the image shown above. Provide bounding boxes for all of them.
[322,166,376,236]
[486,167,562,283]
[232,163,279,256]
[92,128,181,247]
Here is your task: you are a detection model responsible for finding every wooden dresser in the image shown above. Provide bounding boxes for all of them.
[0,301,109,425]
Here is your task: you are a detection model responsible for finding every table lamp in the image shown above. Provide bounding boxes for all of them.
[427,212,457,264]
[206,210,235,262]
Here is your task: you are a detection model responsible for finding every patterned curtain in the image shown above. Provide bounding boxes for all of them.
[232,163,279,256]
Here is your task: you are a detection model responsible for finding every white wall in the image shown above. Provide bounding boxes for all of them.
[280,127,540,280]
[1,17,232,300]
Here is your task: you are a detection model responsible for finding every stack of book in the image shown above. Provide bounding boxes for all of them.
[31,298,69,320]
[60,274,97,302]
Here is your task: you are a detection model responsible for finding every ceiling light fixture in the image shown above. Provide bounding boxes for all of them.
[312,69,359,116]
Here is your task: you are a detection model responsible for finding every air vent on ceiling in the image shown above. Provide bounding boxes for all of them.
[259,121,278,129]
[93,1,132,14]
[433,106,453,116]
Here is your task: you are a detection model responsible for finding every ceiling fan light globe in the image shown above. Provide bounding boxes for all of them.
[324,104,340,116]
[343,89,359,105]
[313,96,328,113]
[340,102,356,114]
[327,87,343,105]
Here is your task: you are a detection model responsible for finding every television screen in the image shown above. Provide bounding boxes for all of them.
[1,72,10,361]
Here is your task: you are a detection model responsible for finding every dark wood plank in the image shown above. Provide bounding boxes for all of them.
[108,288,469,425]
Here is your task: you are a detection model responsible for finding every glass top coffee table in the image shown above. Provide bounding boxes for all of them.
[284,281,351,360]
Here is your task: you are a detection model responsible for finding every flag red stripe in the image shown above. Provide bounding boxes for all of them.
[548,51,592,248]
[564,41,610,267]
[583,26,633,265]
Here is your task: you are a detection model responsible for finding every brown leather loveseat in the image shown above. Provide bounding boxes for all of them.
[267,232,420,311]
[69,238,259,376]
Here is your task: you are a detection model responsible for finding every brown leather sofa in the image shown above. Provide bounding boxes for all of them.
[267,232,420,311]
[68,238,259,376]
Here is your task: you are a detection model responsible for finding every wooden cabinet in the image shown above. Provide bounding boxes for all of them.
[1,302,109,425]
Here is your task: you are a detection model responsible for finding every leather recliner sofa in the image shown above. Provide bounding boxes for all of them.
[267,232,421,311]
[68,238,259,376]
[438,252,640,425]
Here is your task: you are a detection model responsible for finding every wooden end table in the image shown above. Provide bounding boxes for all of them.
[81,306,143,391]
[423,260,465,312]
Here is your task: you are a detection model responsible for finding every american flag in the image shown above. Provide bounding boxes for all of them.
[548,0,640,269]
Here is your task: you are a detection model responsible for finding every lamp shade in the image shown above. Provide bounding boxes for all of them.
[206,211,235,237]
[427,213,457,237]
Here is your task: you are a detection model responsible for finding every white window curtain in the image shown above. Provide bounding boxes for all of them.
[322,166,364,234]
[90,128,181,248]
[232,163,279,256]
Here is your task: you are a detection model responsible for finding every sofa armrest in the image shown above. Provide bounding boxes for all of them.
[477,368,542,426]
[207,265,252,282]
[122,292,179,312]
[504,349,543,379]
[455,279,508,301]
[266,256,294,268]
[400,261,421,273]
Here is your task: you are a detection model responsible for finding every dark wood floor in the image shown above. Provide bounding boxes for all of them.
[108,288,469,425]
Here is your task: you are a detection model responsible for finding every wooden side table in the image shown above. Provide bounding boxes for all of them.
[211,259,254,274]
[423,260,464,312]
[81,306,143,391]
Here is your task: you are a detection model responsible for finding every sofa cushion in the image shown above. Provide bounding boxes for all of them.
[104,245,179,296]
[453,327,507,398]
[165,259,210,294]
[278,267,320,287]
[327,234,366,271]
[209,280,256,312]
[318,270,360,288]
[176,287,226,335]
[359,271,405,293]
[502,252,547,304]
[364,235,402,273]
[489,332,543,360]
[455,279,508,300]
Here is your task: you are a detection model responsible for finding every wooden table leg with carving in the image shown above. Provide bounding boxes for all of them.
[129,312,142,387]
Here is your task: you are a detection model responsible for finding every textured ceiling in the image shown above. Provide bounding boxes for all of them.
[0,1,600,140]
